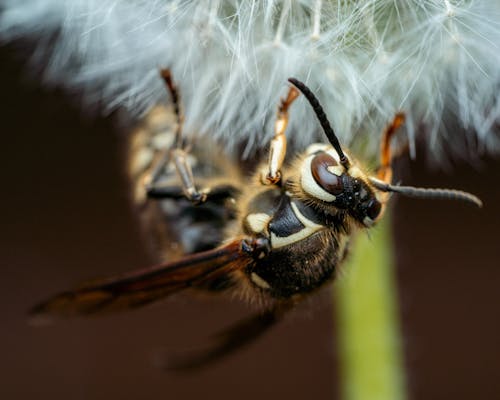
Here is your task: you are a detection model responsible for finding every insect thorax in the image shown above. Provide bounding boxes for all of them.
[241,185,350,298]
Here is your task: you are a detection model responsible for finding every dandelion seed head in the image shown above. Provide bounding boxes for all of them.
[1,0,499,162]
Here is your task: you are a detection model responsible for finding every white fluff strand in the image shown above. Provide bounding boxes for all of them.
[2,0,500,161]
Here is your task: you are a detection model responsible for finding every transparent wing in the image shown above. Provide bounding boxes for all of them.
[30,239,253,319]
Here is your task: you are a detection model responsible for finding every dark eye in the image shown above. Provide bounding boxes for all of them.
[366,198,382,220]
[311,152,344,195]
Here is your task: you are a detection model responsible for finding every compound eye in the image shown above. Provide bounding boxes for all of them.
[311,152,344,195]
[366,198,382,221]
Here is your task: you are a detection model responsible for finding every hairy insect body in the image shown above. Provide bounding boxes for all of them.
[32,75,481,370]
[130,106,360,301]
[237,165,351,299]
[129,105,239,257]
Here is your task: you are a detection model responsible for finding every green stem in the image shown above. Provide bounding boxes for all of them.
[335,215,406,400]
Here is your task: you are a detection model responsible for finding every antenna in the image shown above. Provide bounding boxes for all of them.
[368,178,483,207]
[288,78,350,169]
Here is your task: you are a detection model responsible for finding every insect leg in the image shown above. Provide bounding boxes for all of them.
[168,147,208,204]
[370,112,482,207]
[144,69,207,204]
[377,112,405,183]
[29,237,262,319]
[160,69,184,149]
[146,182,240,202]
[260,86,300,185]
[158,301,293,371]
[145,154,241,204]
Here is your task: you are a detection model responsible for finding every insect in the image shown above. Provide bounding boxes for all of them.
[31,70,482,370]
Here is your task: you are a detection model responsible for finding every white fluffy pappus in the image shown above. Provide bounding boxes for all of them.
[2,0,500,161]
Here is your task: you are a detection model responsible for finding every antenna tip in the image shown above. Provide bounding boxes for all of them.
[473,197,483,208]
[288,78,300,89]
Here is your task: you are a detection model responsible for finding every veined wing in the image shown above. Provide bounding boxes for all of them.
[30,239,253,319]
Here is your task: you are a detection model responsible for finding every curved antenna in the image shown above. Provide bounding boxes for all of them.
[288,78,350,169]
[368,178,483,208]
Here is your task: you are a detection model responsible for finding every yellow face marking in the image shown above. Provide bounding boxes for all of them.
[246,213,271,234]
[270,202,324,248]
[250,272,271,289]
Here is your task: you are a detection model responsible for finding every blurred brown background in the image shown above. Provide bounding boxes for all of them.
[1,44,499,400]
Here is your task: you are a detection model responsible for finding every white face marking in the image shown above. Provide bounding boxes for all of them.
[246,213,271,234]
[250,272,271,289]
[305,144,348,166]
[325,148,342,164]
[270,202,323,248]
[300,155,337,202]
[305,143,330,155]
[327,165,343,176]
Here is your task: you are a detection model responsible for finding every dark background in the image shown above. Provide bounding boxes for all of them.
[1,45,499,399]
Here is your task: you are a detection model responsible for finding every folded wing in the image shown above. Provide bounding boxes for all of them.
[31,239,253,319]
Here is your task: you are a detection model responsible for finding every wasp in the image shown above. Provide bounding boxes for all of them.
[31,70,482,370]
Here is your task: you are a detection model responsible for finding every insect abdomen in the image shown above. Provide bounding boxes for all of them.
[249,230,344,298]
